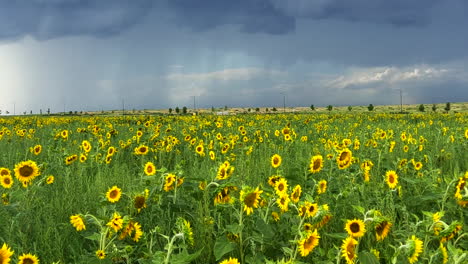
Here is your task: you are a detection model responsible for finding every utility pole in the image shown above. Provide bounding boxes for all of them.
[191,96,196,112]
[122,99,125,116]
[280,92,286,113]
[399,89,403,113]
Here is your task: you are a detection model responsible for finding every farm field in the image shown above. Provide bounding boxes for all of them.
[0,112,467,264]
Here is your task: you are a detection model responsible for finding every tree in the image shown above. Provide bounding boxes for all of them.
[224,105,228,111]
[418,104,425,112]
[432,104,437,112]
[368,104,374,111]
[40,109,42,115]
[444,102,451,112]
[310,104,315,111]
[265,108,269,112]
[47,108,50,115]
[272,107,277,112]
[169,108,173,114]
[327,105,333,111]
[211,106,215,112]
[255,107,260,112]
[348,106,352,111]
[175,107,180,114]
[182,106,187,114]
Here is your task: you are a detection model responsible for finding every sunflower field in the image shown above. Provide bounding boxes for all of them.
[0,112,467,264]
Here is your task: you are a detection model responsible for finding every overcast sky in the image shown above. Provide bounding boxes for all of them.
[1,0,467,114]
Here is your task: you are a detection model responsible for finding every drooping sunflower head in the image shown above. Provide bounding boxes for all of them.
[341,236,358,264]
[309,155,324,173]
[317,180,327,194]
[385,170,398,189]
[106,186,122,203]
[107,212,124,232]
[407,235,423,264]
[277,193,290,212]
[271,154,282,168]
[345,219,366,238]
[18,253,39,264]
[290,185,302,203]
[375,220,392,241]
[14,160,40,184]
[164,173,177,192]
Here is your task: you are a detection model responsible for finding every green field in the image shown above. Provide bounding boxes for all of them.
[0,112,467,264]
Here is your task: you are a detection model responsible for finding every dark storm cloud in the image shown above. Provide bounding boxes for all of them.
[167,0,295,34]
[0,0,153,40]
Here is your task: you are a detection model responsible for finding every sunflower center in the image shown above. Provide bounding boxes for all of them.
[389,175,395,183]
[273,157,279,164]
[244,192,257,207]
[303,236,315,250]
[0,170,8,176]
[340,151,350,161]
[146,166,153,173]
[313,159,321,170]
[110,190,119,198]
[308,205,315,213]
[346,243,356,259]
[350,222,360,233]
[278,183,285,192]
[23,258,34,264]
[3,178,11,184]
[375,222,385,234]
[19,165,34,177]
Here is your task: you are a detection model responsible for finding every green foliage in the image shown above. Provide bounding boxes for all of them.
[418,104,425,112]
[327,105,333,111]
[368,104,374,111]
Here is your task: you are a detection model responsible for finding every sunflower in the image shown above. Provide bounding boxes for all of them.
[277,193,290,212]
[134,195,147,213]
[31,145,42,155]
[0,174,13,189]
[337,149,352,169]
[70,214,86,231]
[18,253,39,264]
[341,236,358,264]
[407,235,423,264]
[209,151,215,160]
[274,178,288,195]
[317,180,327,194]
[164,173,176,191]
[299,201,319,218]
[440,242,448,264]
[221,143,230,154]
[0,167,10,177]
[46,175,54,185]
[133,222,143,242]
[79,154,87,163]
[65,154,78,165]
[298,230,320,258]
[195,144,205,156]
[216,161,234,180]
[271,154,282,168]
[107,146,116,156]
[465,128,468,139]
[268,175,281,187]
[385,170,398,189]
[290,185,302,203]
[179,218,194,246]
[413,161,423,171]
[309,155,323,173]
[345,219,366,238]
[82,140,92,153]
[106,186,122,203]
[0,243,14,264]
[60,129,69,139]
[96,249,106,259]
[398,158,408,169]
[134,144,149,155]
[214,186,237,205]
[14,160,40,184]
[403,145,409,152]
[107,212,124,232]
[144,161,156,176]
[219,257,240,264]
[375,220,392,241]
[240,187,263,215]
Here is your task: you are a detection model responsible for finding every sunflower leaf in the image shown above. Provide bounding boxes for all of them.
[358,251,379,264]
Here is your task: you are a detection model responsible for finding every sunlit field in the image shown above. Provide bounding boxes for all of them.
[0,112,467,264]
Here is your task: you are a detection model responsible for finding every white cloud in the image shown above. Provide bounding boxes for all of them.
[326,65,451,89]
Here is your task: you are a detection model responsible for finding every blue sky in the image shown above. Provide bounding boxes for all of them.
[1,0,467,113]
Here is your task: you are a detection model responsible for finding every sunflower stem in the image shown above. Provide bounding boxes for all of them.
[238,205,245,264]
[164,232,184,264]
